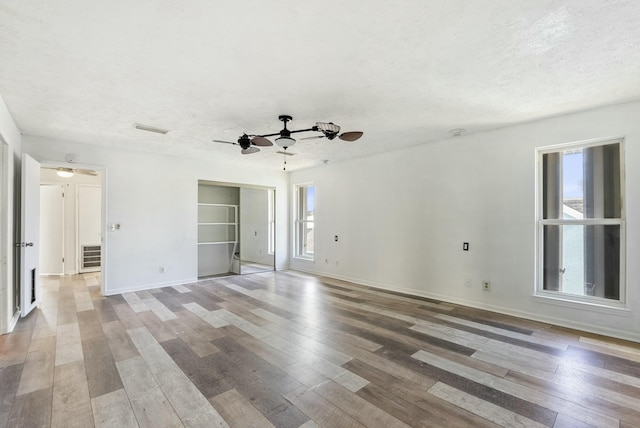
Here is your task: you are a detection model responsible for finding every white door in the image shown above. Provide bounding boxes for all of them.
[39,184,64,275]
[20,154,40,316]
[77,185,102,272]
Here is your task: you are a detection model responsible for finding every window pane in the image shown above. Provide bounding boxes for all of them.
[306,186,315,219]
[305,221,314,255]
[543,143,620,219]
[562,149,584,216]
[295,184,315,259]
[542,224,620,300]
[583,144,621,219]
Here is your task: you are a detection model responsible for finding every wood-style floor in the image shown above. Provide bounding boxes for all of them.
[1,271,640,428]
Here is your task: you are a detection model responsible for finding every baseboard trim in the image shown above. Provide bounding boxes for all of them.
[105,277,199,296]
[290,268,640,344]
[8,310,20,332]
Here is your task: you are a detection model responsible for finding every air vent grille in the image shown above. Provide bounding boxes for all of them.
[133,123,170,135]
[81,245,101,271]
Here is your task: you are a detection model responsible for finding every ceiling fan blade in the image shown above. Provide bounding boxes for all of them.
[241,147,260,155]
[212,139,237,145]
[75,169,98,176]
[251,136,273,146]
[300,135,326,141]
[339,131,363,142]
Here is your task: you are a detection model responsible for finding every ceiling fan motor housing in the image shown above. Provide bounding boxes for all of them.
[238,135,251,149]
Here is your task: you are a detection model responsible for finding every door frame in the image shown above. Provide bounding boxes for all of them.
[0,142,8,333]
[40,161,107,296]
[197,180,277,277]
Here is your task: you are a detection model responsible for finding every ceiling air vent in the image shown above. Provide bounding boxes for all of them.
[133,123,170,135]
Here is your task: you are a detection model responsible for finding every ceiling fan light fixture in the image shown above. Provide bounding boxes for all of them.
[316,122,340,133]
[56,168,74,178]
[316,122,341,139]
[275,136,296,148]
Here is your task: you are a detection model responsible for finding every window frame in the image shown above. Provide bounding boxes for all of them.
[535,138,626,309]
[294,183,315,260]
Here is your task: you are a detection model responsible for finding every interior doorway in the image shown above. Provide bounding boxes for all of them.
[39,166,102,276]
[197,181,275,278]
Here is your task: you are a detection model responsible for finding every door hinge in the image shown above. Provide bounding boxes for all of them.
[62,258,65,263]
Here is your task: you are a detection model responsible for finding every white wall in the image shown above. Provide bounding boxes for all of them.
[289,101,640,342]
[0,92,22,334]
[23,136,289,295]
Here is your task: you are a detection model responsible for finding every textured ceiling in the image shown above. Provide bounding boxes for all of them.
[1,0,639,171]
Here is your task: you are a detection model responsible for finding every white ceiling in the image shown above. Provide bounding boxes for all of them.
[1,1,639,171]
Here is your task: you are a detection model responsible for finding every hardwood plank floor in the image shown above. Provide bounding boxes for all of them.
[1,271,640,427]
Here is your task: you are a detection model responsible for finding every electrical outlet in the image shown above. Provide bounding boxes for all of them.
[159,266,166,274]
[483,280,490,290]
[464,277,472,288]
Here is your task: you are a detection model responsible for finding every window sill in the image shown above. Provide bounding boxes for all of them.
[293,256,314,262]
[532,292,631,317]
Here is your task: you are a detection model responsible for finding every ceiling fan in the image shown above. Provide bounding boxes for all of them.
[43,166,98,178]
[213,115,363,155]
[212,133,273,155]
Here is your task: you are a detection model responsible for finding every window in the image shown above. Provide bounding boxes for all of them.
[295,184,314,259]
[537,139,624,305]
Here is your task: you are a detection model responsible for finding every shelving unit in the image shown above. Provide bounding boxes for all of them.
[198,204,237,244]
[197,184,240,277]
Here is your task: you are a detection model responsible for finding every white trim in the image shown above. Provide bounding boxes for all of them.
[9,310,20,332]
[0,142,7,334]
[535,137,626,308]
[104,277,198,296]
[537,136,625,154]
[532,292,629,315]
[290,268,640,344]
[292,255,314,262]
[293,182,315,260]
[540,218,622,226]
